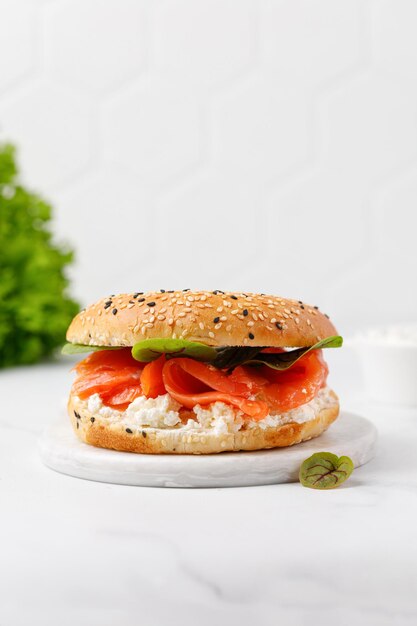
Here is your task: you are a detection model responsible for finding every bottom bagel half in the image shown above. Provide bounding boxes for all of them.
[68,388,339,455]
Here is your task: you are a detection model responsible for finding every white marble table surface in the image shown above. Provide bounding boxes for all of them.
[1,353,416,626]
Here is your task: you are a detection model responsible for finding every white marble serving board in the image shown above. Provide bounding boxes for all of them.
[39,412,377,488]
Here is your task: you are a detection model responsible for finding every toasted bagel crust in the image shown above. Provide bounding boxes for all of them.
[68,391,339,455]
[66,290,337,349]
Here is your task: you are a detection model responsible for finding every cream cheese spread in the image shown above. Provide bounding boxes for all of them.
[75,387,337,434]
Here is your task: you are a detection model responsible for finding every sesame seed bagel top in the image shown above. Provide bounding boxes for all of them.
[66,290,337,349]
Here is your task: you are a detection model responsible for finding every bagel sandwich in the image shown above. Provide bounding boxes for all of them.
[63,290,342,455]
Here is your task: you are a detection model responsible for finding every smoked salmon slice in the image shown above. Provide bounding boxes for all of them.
[72,348,328,417]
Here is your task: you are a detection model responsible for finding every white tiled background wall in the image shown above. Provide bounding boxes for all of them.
[1,0,416,334]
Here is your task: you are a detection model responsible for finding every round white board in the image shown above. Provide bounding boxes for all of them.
[39,412,377,488]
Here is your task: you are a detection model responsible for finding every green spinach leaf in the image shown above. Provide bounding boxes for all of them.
[132,338,217,362]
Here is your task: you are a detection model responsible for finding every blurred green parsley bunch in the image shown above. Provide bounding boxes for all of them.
[0,143,79,368]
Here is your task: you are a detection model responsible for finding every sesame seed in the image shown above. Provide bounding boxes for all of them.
[325,313,330,319]
[76,422,79,429]
[214,323,222,330]
[104,302,112,309]
[199,322,205,330]
[90,417,95,423]
[220,316,227,321]
[226,325,232,332]
[137,297,145,303]
[112,308,117,315]
[157,314,166,321]
[314,306,319,310]
[168,318,174,325]
[217,306,223,312]
[243,309,248,316]
[230,295,238,300]
[208,331,215,338]
[213,316,220,323]
[126,428,133,434]
[133,293,143,298]
[276,322,283,330]
[248,332,255,340]
[142,430,147,438]
[247,321,254,327]
[147,302,156,307]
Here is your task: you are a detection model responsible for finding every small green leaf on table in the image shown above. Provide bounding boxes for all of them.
[299,452,354,489]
